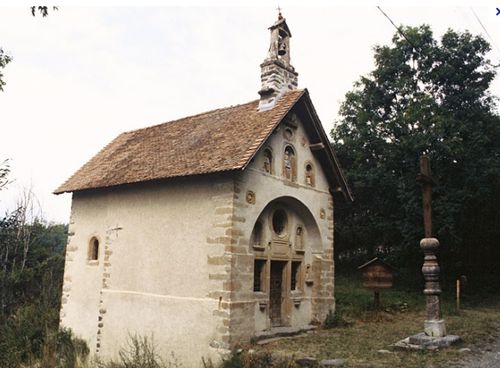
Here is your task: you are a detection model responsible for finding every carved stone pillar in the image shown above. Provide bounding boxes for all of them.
[420,237,446,337]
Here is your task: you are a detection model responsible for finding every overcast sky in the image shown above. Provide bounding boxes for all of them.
[1,4,499,223]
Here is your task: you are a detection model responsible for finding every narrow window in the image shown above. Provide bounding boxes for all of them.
[89,237,99,261]
[305,163,315,187]
[283,146,297,181]
[254,259,266,292]
[263,149,273,174]
[291,261,301,291]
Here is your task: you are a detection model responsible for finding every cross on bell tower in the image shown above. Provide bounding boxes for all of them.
[258,11,298,111]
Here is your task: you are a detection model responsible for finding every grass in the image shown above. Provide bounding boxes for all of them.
[247,275,500,368]
[19,276,498,368]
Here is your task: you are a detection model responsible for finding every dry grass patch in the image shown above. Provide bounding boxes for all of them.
[250,276,500,368]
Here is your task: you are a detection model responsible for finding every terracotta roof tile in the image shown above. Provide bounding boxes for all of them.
[55,90,305,194]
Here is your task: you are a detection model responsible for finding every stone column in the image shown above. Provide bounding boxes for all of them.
[420,237,446,337]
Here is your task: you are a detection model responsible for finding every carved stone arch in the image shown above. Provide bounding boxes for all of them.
[282,144,297,182]
[248,196,322,254]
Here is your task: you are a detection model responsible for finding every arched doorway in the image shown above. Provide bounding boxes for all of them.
[249,196,322,327]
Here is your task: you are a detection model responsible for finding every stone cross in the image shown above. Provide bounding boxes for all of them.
[416,155,446,337]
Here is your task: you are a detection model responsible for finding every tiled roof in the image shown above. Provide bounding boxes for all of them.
[54,90,305,194]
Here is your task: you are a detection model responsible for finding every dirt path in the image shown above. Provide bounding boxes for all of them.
[455,323,500,368]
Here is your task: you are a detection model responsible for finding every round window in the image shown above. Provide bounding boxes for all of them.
[272,209,288,235]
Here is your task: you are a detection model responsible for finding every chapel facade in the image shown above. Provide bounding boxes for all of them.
[55,13,352,366]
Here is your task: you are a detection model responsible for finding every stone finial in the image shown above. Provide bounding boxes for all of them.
[258,13,298,112]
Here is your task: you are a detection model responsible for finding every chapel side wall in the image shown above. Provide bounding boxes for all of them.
[59,176,235,367]
[224,114,335,345]
[60,194,107,351]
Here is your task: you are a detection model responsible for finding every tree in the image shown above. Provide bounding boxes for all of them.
[0,7,57,91]
[0,200,68,365]
[0,48,12,92]
[331,25,500,287]
[30,6,58,17]
[0,159,10,190]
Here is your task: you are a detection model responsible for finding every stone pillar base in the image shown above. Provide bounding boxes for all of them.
[393,332,461,351]
[424,319,446,337]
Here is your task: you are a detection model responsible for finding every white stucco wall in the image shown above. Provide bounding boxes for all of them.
[60,177,232,366]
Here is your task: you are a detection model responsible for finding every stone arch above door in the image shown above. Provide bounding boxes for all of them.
[249,196,322,256]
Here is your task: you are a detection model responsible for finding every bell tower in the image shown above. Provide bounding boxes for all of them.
[258,11,299,111]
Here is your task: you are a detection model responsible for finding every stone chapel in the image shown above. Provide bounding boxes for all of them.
[55,13,353,366]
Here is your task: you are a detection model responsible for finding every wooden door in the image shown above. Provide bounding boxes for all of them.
[270,261,285,327]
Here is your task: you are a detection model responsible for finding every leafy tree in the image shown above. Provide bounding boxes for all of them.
[0,7,57,91]
[30,6,58,17]
[0,210,68,365]
[331,25,500,287]
[0,159,10,190]
[0,48,12,92]
[0,167,72,364]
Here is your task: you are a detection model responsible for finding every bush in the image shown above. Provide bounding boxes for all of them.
[323,309,350,329]
[48,328,89,368]
[98,334,180,368]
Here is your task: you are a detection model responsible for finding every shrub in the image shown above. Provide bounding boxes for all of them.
[98,334,181,368]
[323,309,350,329]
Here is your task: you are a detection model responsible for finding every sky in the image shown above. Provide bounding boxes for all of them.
[0,3,499,223]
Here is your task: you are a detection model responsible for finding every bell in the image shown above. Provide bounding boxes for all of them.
[278,42,287,56]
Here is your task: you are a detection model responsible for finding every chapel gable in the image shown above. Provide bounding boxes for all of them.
[249,111,329,192]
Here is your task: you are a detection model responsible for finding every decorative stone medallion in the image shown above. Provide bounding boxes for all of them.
[320,208,326,219]
[246,190,256,204]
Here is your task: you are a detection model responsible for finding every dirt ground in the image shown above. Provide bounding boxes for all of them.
[455,322,500,368]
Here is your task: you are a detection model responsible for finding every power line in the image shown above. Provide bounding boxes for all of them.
[376,6,422,94]
[376,6,417,51]
[470,7,500,57]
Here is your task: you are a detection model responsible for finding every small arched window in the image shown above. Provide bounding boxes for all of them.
[263,149,273,174]
[305,163,315,187]
[283,146,297,182]
[88,237,99,261]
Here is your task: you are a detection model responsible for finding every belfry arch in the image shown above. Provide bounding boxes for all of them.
[249,196,323,328]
